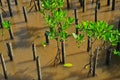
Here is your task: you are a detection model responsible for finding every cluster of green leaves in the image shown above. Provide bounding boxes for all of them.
[40,0,74,41]
[41,0,64,10]
[73,21,120,56]
[40,0,120,56]
[113,50,120,56]
[1,20,11,36]
[2,20,11,30]
[72,33,84,48]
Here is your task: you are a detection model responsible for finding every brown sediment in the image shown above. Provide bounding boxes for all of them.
[0,0,120,80]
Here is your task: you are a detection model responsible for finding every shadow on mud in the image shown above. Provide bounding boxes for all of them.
[0,73,34,80]
[12,27,31,49]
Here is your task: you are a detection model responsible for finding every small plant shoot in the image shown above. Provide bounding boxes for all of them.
[40,42,47,47]
[1,20,11,40]
[2,20,11,30]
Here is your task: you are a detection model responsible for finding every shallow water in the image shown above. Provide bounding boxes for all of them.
[0,0,120,80]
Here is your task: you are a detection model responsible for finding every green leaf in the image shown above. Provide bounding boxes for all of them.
[108,25,113,30]
[53,10,66,22]
[67,17,75,24]
[60,31,68,40]
[113,50,118,55]
[111,43,117,46]
[109,34,116,42]
[41,0,52,10]
[61,22,70,30]
[72,33,78,39]
[113,50,120,56]
[72,33,84,48]
[2,20,11,30]
[82,21,89,29]
[102,32,111,41]
[78,34,84,41]
[39,9,45,15]
[57,0,64,7]
[40,41,47,47]
[45,31,51,36]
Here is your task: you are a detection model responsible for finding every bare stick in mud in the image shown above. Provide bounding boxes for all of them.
[45,31,49,45]
[92,47,99,77]
[107,0,110,6]
[0,0,2,6]
[61,40,66,64]
[0,53,8,79]
[75,18,79,35]
[87,36,91,52]
[112,0,115,11]
[116,20,120,50]
[95,6,98,22]
[97,0,100,9]
[9,26,14,39]
[37,0,40,11]
[32,43,37,61]
[6,0,13,17]
[0,14,3,28]
[79,0,83,7]
[105,46,112,66]
[82,0,85,12]
[66,0,70,9]
[74,8,77,19]
[22,6,28,22]
[36,56,42,80]
[6,42,14,61]
[14,0,18,5]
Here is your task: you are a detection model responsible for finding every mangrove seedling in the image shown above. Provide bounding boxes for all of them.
[73,21,120,77]
[2,20,14,39]
[40,0,74,65]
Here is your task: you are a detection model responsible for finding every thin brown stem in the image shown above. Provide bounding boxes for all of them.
[2,28,4,41]
[91,38,97,44]
[54,38,62,66]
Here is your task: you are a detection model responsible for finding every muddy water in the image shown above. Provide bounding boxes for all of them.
[0,0,120,80]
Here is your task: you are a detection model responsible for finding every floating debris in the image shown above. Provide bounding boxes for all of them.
[63,63,73,67]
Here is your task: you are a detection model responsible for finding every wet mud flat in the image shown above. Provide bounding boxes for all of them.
[0,0,120,80]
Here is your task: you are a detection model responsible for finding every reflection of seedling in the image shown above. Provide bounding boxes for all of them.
[1,30,4,36]
[40,42,47,47]
[63,63,73,67]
